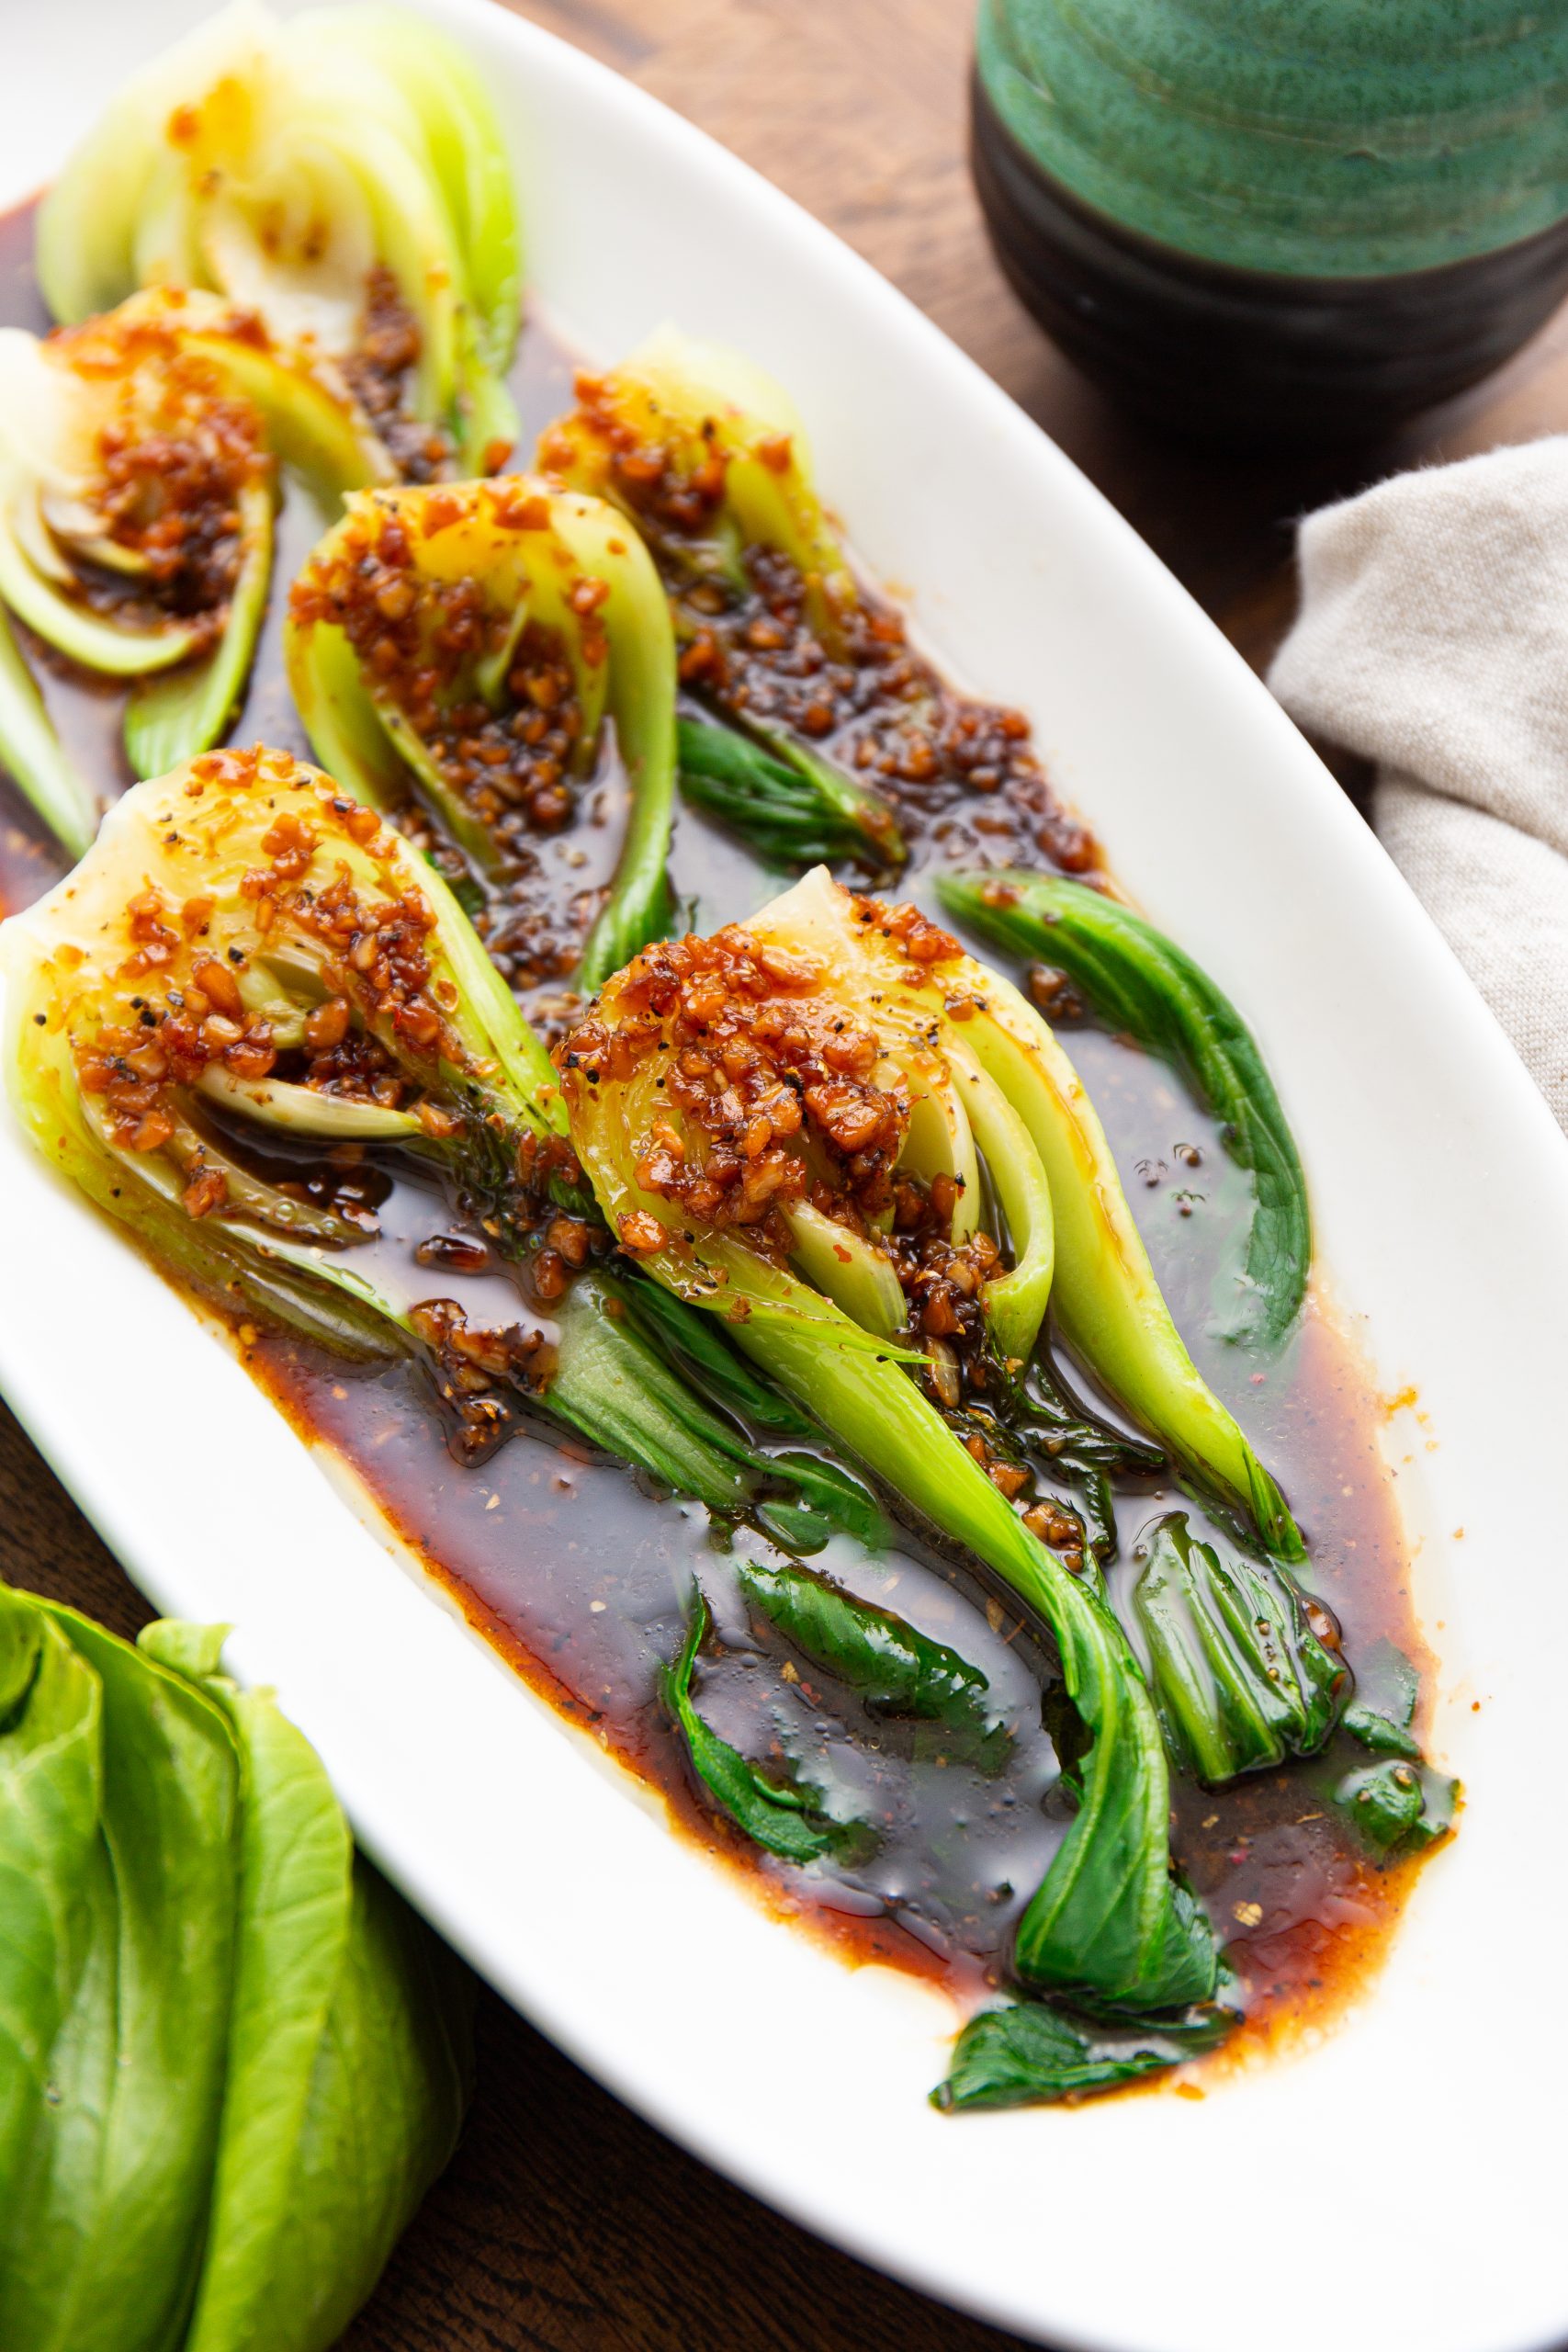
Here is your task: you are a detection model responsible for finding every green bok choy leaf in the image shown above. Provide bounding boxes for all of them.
[0,1587,470,2352]
[1130,1513,1345,1787]
[934,1996,1231,2112]
[737,1558,1008,1770]
[676,711,904,874]
[287,478,678,989]
[938,869,1311,1350]
[549,1273,885,1550]
[663,1594,868,1864]
[1330,1634,1459,1860]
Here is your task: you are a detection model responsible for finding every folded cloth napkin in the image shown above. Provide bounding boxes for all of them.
[1268,437,1568,1131]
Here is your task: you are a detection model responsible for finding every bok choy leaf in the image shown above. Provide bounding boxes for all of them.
[549,1275,884,1548]
[938,869,1311,1350]
[676,711,904,874]
[558,871,1230,2009]
[0,1595,242,2352]
[141,1622,473,2352]
[663,1595,867,1865]
[0,1586,471,2352]
[1130,1513,1345,1787]
[737,1558,1009,1769]
[934,1996,1231,2112]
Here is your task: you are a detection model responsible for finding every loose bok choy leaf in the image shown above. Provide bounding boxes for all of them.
[0,288,388,820]
[0,1597,240,2352]
[540,328,904,872]
[663,1595,867,1864]
[604,1262,818,1439]
[1341,1635,1423,1758]
[140,1622,473,2352]
[0,750,874,1553]
[938,869,1311,1350]
[558,875,1223,2008]
[0,1588,470,2352]
[37,2,521,478]
[738,1558,1009,1769]
[287,478,678,986]
[1004,1349,1167,1564]
[934,1996,1231,2112]
[1333,1757,1459,1860]
[1130,1514,1344,1787]
[1328,1634,1458,1860]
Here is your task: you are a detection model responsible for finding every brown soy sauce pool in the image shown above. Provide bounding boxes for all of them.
[0,194,1437,2062]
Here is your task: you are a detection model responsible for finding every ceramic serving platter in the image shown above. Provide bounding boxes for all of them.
[6,7,1568,2348]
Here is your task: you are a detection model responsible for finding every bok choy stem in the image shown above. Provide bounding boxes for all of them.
[0,605,97,857]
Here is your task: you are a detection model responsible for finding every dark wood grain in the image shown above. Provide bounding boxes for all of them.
[7,2,1568,2345]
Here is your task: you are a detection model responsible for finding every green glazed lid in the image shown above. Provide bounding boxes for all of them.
[977,0,1568,277]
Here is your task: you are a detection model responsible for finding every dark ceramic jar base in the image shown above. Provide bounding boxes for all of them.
[971,73,1568,446]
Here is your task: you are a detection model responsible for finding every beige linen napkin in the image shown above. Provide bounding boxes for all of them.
[1268,438,1568,1130]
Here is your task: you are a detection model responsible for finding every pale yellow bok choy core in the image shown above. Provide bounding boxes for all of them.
[286,477,679,990]
[0,288,388,837]
[36,0,522,478]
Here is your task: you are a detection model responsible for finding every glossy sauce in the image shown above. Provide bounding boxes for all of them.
[0,197,1436,2060]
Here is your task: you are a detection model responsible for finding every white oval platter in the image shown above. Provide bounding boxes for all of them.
[6,7,1568,2350]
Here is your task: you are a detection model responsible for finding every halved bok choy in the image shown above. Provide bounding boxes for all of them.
[539,327,905,875]
[36,0,522,479]
[556,867,1307,2008]
[0,744,558,1353]
[286,478,679,989]
[0,748,874,1552]
[0,288,388,829]
[561,866,1300,1557]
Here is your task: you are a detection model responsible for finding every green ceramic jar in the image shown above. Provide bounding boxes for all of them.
[972,0,1568,437]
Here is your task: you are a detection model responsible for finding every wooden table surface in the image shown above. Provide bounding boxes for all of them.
[10,2,1568,2346]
